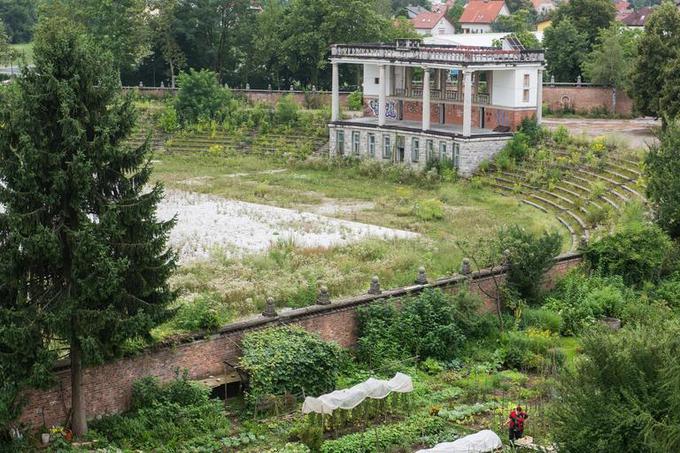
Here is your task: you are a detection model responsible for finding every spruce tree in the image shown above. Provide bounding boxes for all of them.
[0,18,176,436]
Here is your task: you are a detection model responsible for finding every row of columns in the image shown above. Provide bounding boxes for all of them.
[330,62,544,136]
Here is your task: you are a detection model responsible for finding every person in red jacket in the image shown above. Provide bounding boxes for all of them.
[507,405,528,442]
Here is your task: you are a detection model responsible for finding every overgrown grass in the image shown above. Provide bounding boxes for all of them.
[148,152,566,341]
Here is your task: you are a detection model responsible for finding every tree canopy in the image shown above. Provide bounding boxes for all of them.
[630,2,680,121]
[543,18,589,82]
[0,0,36,43]
[581,24,640,92]
[0,17,176,436]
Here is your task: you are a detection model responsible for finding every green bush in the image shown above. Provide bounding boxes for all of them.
[158,104,180,133]
[356,289,482,368]
[347,90,363,111]
[521,307,563,334]
[500,329,562,372]
[550,321,680,452]
[586,221,674,287]
[173,294,221,332]
[518,117,544,146]
[91,373,230,451]
[240,326,344,405]
[175,69,231,125]
[503,132,531,162]
[275,94,300,127]
[552,125,570,144]
[414,198,445,221]
[543,271,633,335]
[320,414,446,453]
[495,225,563,304]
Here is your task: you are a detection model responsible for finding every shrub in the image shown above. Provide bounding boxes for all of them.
[550,321,680,452]
[356,289,484,368]
[518,117,544,146]
[275,94,300,127]
[414,198,445,221]
[646,123,680,239]
[500,329,562,372]
[173,294,221,332]
[521,308,562,334]
[240,327,344,405]
[495,225,563,304]
[543,271,633,335]
[158,104,180,133]
[586,221,674,286]
[347,91,363,111]
[503,132,531,162]
[175,69,231,125]
[552,126,570,144]
[91,373,230,451]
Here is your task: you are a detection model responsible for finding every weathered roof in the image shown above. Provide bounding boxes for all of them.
[459,0,507,24]
[621,6,654,27]
[411,8,449,30]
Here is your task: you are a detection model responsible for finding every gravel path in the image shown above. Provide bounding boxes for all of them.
[158,189,418,263]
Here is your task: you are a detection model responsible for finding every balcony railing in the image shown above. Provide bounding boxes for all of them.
[392,88,490,105]
[331,43,544,65]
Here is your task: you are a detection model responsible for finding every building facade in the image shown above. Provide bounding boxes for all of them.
[329,40,545,176]
[458,0,510,34]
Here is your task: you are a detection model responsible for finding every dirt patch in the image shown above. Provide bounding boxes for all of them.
[542,118,659,149]
[157,189,418,263]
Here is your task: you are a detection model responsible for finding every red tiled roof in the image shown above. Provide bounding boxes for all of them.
[621,6,654,26]
[615,0,631,11]
[459,1,507,24]
[531,0,554,9]
[411,9,448,30]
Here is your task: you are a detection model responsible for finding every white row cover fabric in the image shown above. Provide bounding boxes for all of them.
[301,372,413,415]
[415,430,503,453]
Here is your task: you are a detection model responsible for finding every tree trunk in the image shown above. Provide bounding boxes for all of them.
[169,59,175,89]
[612,87,617,115]
[71,342,87,437]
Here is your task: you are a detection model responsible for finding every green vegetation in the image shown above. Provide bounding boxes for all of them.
[646,123,680,239]
[0,18,176,437]
[240,327,345,405]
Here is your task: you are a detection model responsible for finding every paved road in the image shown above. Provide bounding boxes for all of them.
[542,117,659,150]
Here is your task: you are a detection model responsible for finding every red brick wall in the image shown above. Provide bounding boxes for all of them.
[19,253,583,429]
[543,86,633,116]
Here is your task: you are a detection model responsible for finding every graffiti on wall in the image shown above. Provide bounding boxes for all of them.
[494,110,510,127]
[369,99,398,119]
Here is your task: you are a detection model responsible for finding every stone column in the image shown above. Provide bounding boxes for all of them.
[379,64,387,126]
[536,68,543,125]
[422,68,431,131]
[331,62,340,122]
[462,70,473,137]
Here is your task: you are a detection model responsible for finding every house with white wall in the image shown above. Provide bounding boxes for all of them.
[458,0,510,34]
[328,39,545,176]
[411,8,456,36]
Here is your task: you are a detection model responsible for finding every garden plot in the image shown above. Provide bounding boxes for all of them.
[158,189,419,263]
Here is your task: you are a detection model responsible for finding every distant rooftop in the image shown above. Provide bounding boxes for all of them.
[459,0,508,24]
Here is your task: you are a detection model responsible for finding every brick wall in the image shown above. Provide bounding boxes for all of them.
[19,253,583,429]
[543,86,633,116]
[123,87,351,108]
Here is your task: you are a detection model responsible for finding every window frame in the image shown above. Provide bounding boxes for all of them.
[411,137,420,162]
[439,141,447,160]
[453,143,461,169]
[336,130,345,155]
[382,135,392,159]
[426,139,434,161]
[352,131,360,155]
[368,133,376,158]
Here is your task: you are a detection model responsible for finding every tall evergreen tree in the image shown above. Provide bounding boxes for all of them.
[0,18,176,436]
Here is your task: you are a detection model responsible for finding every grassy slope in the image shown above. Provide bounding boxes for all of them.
[150,152,566,340]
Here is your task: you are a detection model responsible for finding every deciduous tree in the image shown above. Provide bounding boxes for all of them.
[630,2,680,123]
[646,123,680,239]
[543,18,588,82]
[0,18,176,436]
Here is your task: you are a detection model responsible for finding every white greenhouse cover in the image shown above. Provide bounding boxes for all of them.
[415,430,503,453]
[301,372,413,415]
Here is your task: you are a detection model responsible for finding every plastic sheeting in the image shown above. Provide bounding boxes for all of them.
[415,430,503,453]
[301,372,413,415]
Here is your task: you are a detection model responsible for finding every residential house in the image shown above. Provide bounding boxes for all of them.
[328,39,545,175]
[614,0,633,21]
[404,5,429,19]
[458,0,510,34]
[621,7,654,28]
[531,0,556,16]
[411,7,456,36]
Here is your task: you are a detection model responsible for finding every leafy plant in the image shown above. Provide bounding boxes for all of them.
[347,90,363,111]
[240,327,345,406]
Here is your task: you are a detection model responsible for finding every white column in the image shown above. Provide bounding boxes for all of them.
[462,70,473,137]
[331,62,340,122]
[378,64,387,126]
[536,68,543,125]
[422,68,431,131]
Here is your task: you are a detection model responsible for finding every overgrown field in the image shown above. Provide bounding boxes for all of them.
[148,151,565,341]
